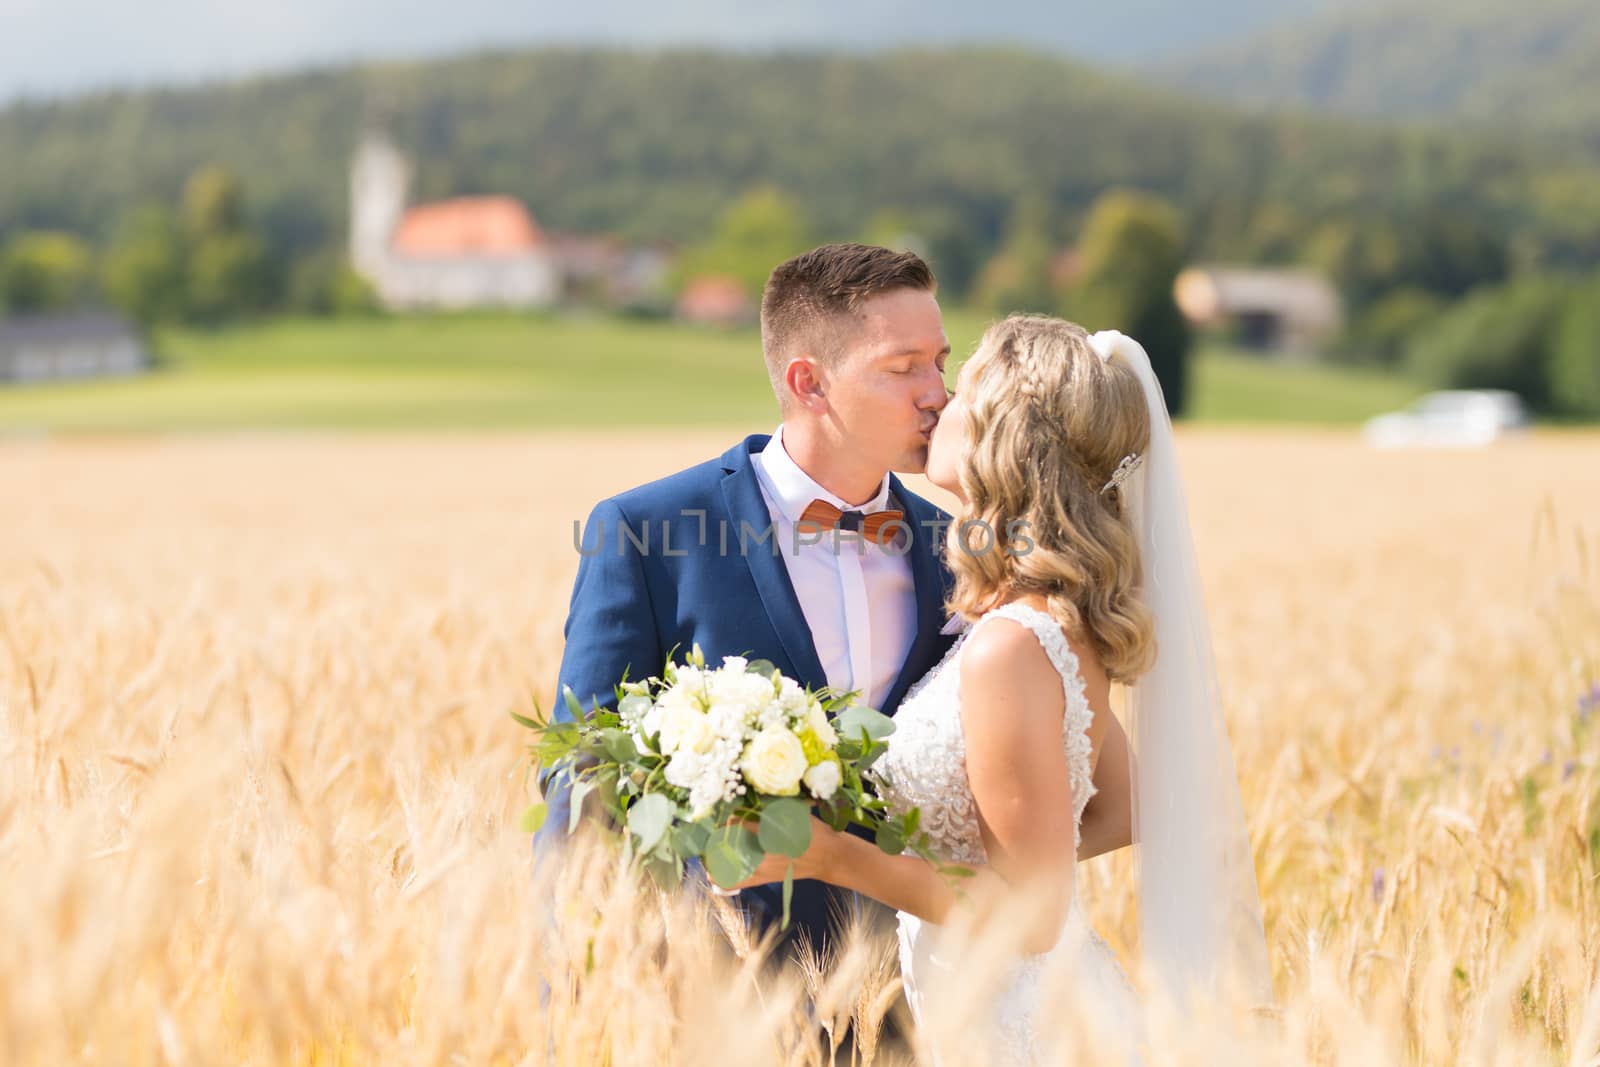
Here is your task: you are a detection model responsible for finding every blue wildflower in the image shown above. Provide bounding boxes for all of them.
[1580,682,1600,725]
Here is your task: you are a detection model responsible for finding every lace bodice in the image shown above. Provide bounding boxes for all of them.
[873,602,1099,867]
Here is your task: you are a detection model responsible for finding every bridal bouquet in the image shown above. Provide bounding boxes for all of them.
[516,646,923,926]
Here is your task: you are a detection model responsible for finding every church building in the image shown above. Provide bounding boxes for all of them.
[348,131,561,311]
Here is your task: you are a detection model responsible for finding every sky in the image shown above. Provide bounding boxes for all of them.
[0,0,1323,104]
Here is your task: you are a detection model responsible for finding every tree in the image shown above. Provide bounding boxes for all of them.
[187,231,275,323]
[183,165,246,239]
[973,193,1059,315]
[287,250,380,317]
[1396,211,1510,300]
[1405,276,1572,411]
[674,186,814,298]
[179,166,278,322]
[859,209,926,259]
[0,231,95,312]
[102,205,187,324]
[1302,218,1402,310]
[1062,189,1193,416]
[1340,288,1442,367]
[1549,274,1600,417]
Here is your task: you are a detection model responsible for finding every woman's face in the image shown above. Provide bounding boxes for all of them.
[924,365,970,503]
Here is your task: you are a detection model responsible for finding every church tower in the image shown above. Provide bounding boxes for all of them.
[349,127,409,279]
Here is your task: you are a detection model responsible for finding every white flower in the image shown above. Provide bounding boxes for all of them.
[803,760,841,801]
[618,693,654,727]
[777,676,808,714]
[741,726,808,796]
[664,732,745,820]
[709,665,776,724]
[658,704,715,755]
[642,677,706,740]
[806,701,838,748]
[670,665,707,699]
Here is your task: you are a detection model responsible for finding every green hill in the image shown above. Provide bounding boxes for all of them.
[1,46,1593,297]
[1163,0,1600,132]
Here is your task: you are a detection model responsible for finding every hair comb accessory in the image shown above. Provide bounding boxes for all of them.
[1100,452,1144,494]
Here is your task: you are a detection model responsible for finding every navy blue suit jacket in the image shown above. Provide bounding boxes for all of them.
[534,432,957,951]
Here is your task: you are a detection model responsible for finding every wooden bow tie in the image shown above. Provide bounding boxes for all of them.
[797,499,906,546]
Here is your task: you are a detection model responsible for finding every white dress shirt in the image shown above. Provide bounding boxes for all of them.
[751,425,917,711]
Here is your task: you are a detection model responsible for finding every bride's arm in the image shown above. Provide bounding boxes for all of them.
[734,620,1079,953]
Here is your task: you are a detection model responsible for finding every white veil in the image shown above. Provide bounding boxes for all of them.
[1087,330,1272,1009]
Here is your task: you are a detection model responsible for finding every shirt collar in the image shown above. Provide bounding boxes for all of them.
[757,424,893,524]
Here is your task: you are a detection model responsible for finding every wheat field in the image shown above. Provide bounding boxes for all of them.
[2,429,1598,1065]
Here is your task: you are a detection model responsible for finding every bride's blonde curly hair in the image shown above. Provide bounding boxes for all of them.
[946,314,1156,683]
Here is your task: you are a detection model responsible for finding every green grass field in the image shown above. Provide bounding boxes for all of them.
[0,311,1424,433]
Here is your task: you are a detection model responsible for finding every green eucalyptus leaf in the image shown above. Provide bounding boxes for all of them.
[641,854,681,890]
[877,818,907,856]
[567,779,595,834]
[670,821,711,858]
[705,824,763,889]
[757,797,813,859]
[601,728,639,763]
[618,693,653,721]
[627,793,674,853]
[835,705,895,744]
[536,722,582,764]
[562,686,586,720]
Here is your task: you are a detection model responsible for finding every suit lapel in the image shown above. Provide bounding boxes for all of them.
[719,437,829,690]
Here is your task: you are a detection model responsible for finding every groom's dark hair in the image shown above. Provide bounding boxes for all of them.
[760,243,936,402]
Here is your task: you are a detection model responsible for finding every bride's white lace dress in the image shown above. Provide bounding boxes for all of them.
[873,602,1141,1062]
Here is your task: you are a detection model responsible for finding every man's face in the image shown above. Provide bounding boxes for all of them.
[818,288,950,475]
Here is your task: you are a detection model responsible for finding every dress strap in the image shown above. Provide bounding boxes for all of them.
[971,603,1092,723]
[974,603,1077,679]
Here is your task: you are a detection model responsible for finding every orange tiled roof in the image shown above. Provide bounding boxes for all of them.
[676,275,752,323]
[391,196,543,257]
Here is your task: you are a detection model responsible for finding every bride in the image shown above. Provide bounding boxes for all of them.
[732,314,1270,1060]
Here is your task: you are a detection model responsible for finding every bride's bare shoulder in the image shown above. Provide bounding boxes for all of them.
[957,616,1063,720]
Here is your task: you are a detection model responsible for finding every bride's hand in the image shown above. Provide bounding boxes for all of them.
[719,816,844,892]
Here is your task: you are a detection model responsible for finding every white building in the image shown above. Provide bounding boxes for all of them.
[0,314,148,384]
[1174,266,1343,355]
[349,131,561,311]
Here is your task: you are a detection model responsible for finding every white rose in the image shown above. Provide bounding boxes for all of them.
[806,701,838,748]
[741,726,808,796]
[803,760,842,801]
[659,705,715,755]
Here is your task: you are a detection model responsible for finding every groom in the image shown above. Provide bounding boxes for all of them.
[536,242,957,950]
